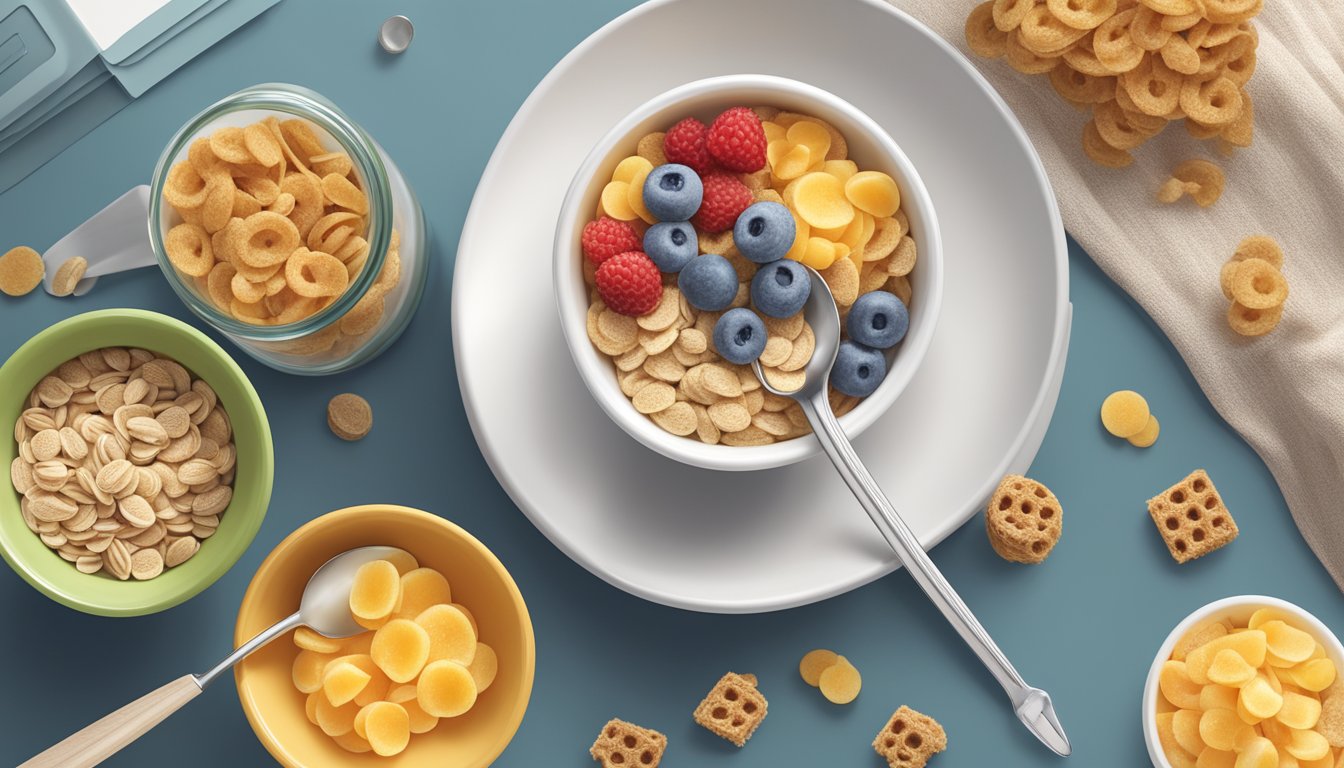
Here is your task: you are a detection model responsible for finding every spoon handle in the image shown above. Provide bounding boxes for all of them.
[799,392,1069,754]
[19,675,202,768]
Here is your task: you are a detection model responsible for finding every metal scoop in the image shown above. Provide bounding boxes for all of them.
[21,546,409,768]
[752,268,1071,757]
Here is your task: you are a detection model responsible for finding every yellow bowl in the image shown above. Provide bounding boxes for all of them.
[234,505,535,767]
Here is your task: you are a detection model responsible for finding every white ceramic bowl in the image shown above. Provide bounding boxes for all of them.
[554,74,943,471]
[1142,595,1344,767]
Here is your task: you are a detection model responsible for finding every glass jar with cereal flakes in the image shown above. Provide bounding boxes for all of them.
[149,83,427,375]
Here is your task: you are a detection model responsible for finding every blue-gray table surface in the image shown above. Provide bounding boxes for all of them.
[0,1,1336,766]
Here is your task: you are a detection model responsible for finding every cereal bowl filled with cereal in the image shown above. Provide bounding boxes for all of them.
[234,505,534,767]
[554,75,943,471]
[1143,595,1344,768]
[0,309,273,616]
[150,83,428,375]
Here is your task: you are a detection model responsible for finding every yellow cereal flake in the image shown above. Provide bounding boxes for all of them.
[799,648,840,687]
[349,560,401,622]
[417,660,478,718]
[1100,390,1150,438]
[1128,415,1161,448]
[818,656,862,704]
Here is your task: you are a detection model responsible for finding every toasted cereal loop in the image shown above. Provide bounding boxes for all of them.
[1227,302,1283,337]
[1233,235,1283,269]
[371,619,431,683]
[349,560,401,622]
[286,248,348,298]
[50,256,87,297]
[1100,390,1151,438]
[327,393,373,441]
[591,719,667,768]
[165,224,215,278]
[1162,159,1226,207]
[1229,258,1287,309]
[1082,121,1134,168]
[873,706,947,768]
[693,672,768,746]
[1128,415,1161,448]
[0,240,40,292]
[1147,469,1238,563]
[416,660,477,718]
[965,1,1009,57]
[985,474,1063,564]
[238,211,301,268]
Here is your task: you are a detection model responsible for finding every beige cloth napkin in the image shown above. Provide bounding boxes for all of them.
[887,0,1344,589]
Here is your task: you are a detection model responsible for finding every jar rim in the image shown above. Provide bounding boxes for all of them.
[147,83,394,340]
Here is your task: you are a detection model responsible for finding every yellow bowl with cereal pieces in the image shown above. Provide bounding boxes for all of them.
[554,74,943,471]
[1143,595,1344,768]
[234,505,535,768]
[0,309,273,616]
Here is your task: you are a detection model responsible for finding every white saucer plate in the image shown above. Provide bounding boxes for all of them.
[453,0,1070,613]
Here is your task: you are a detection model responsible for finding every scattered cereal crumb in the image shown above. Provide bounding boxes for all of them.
[985,474,1063,564]
[0,246,45,296]
[1147,469,1237,563]
[590,718,666,767]
[872,706,946,768]
[1221,236,1287,336]
[327,393,373,440]
[692,672,767,747]
[51,256,88,297]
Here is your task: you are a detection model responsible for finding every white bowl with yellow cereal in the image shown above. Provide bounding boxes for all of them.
[1144,595,1344,768]
[554,75,943,471]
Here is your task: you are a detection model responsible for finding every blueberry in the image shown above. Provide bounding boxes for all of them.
[678,254,738,311]
[643,222,697,273]
[830,340,887,397]
[643,164,703,222]
[713,308,768,365]
[750,260,810,318]
[733,201,795,263]
[847,291,909,349]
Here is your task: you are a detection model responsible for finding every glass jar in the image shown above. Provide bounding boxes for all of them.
[148,83,427,375]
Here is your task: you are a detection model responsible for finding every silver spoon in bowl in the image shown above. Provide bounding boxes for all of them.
[753,268,1071,757]
[22,545,409,768]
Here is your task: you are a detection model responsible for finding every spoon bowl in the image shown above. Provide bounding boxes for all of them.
[753,267,840,399]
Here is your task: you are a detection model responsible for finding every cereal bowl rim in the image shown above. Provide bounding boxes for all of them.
[1140,594,1344,768]
[233,504,536,768]
[554,74,944,472]
[0,308,273,616]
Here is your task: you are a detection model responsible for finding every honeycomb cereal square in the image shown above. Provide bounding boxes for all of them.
[692,672,767,747]
[590,718,666,768]
[1147,469,1238,563]
[872,705,947,768]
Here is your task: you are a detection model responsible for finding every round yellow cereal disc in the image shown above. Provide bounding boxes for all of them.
[0,246,44,297]
[415,603,476,667]
[600,180,637,221]
[786,120,831,163]
[361,700,411,757]
[817,656,862,704]
[370,619,431,683]
[1230,281,1275,329]
[328,393,373,441]
[48,256,87,297]
[416,660,478,718]
[349,560,401,621]
[799,649,840,687]
[790,172,854,230]
[1127,415,1161,448]
[1100,390,1150,438]
[164,224,215,278]
[1233,235,1283,269]
[844,171,901,219]
[1229,258,1287,310]
[612,155,653,184]
[467,642,498,693]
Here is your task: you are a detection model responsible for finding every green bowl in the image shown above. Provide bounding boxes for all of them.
[0,309,273,616]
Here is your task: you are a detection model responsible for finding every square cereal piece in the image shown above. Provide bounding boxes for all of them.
[1147,469,1238,563]
[692,672,767,747]
[873,706,947,768]
[590,718,666,767]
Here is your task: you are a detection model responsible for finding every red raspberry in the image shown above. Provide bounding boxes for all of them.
[706,107,767,173]
[581,216,642,265]
[595,251,663,316]
[692,174,753,233]
[663,117,717,176]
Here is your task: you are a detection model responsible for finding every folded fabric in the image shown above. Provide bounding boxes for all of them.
[890,0,1344,590]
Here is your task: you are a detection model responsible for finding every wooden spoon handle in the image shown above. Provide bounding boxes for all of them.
[20,674,202,768]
